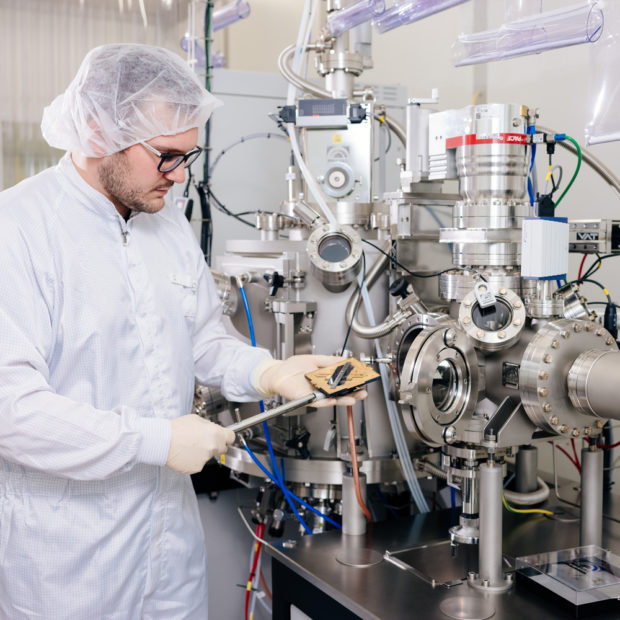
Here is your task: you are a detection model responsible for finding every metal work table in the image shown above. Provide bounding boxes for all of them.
[267,489,620,619]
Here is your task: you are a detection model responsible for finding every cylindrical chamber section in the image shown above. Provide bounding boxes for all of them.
[461,474,479,518]
[568,349,620,420]
[342,470,368,535]
[478,461,504,586]
[515,445,538,493]
[580,447,603,548]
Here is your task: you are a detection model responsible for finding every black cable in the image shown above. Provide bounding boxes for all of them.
[582,253,620,282]
[200,1,214,262]
[208,186,256,228]
[373,117,392,162]
[581,252,603,281]
[361,239,454,278]
[340,252,366,356]
[588,301,620,308]
[195,184,213,262]
[566,277,612,303]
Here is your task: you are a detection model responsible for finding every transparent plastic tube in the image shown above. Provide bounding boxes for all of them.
[375,0,470,34]
[453,1,604,66]
[586,1,620,145]
[179,36,226,69]
[212,0,251,32]
[326,0,385,37]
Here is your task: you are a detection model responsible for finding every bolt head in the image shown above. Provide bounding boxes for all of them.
[539,371,549,380]
[584,427,592,436]
[544,354,553,364]
[572,428,580,437]
[538,388,549,397]
[477,329,484,338]
[574,324,583,333]
[586,323,595,332]
[463,317,471,325]
[514,302,522,309]
[443,426,457,443]
[499,288,507,295]
[543,403,552,413]
[606,337,615,345]
[560,425,569,433]
[551,339,559,349]
[444,329,457,347]
[513,320,522,326]
[597,420,605,429]
[550,416,559,425]
[560,331,570,339]
[498,331,506,339]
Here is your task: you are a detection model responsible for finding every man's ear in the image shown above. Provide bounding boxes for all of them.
[85,118,108,158]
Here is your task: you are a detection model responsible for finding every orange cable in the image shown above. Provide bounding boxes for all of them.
[347,406,372,522]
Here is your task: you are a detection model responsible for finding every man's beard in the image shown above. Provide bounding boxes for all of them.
[98,152,168,214]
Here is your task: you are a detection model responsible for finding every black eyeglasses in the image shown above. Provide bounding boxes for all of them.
[138,141,203,173]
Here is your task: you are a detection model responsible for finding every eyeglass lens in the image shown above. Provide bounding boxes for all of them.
[158,149,202,173]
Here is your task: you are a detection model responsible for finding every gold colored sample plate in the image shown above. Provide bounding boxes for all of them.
[305,358,380,396]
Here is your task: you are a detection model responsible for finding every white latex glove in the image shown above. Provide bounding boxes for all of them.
[253,355,368,409]
[166,415,235,474]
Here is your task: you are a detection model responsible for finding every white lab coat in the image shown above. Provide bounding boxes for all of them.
[0,154,270,619]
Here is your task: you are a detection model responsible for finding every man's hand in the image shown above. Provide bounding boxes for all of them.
[254,355,368,408]
[166,415,235,474]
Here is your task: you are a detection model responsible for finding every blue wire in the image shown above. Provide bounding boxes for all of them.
[450,486,456,510]
[527,125,537,207]
[238,285,313,535]
[375,485,398,519]
[555,279,563,289]
[503,472,515,489]
[243,442,342,529]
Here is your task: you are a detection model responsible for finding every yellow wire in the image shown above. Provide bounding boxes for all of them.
[502,493,553,517]
[545,165,553,182]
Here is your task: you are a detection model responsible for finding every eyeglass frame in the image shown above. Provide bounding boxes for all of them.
[138,140,203,173]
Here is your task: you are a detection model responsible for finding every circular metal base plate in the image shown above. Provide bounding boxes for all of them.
[467,574,513,593]
[335,547,383,568]
[440,596,495,620]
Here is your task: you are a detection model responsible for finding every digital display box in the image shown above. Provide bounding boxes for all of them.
[516,546,620,617]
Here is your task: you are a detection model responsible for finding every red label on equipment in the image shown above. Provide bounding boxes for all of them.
[445,133,527,149]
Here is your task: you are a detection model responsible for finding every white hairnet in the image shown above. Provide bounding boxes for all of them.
[41,44,222,157]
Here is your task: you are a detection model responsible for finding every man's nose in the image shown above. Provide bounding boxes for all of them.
[165,165,186,184]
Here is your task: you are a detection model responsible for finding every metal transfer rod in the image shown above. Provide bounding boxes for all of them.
[580,446,603,547]
[227,391,323,434]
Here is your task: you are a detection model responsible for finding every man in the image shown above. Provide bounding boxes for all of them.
[0,44,365,619]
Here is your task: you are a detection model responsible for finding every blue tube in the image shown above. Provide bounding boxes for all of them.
[450,486,456,510]
[243,443,342,530]
[527,125,537,206]
[238,285,313,535]
[375,485,398,519]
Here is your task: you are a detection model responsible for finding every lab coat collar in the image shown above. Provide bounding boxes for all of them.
[54,153,178,227]
[55,153,121,221]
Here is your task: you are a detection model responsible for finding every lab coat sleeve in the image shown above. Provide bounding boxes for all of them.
[192,259,271,402]
[0,224,171,480]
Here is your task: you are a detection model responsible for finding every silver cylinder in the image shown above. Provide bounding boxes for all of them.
[462,473,478,517]
[568,349,620,420]
[580,447,603,548]
[515,445,538,493]
[342,470,367,536]
[478,461,504,586]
